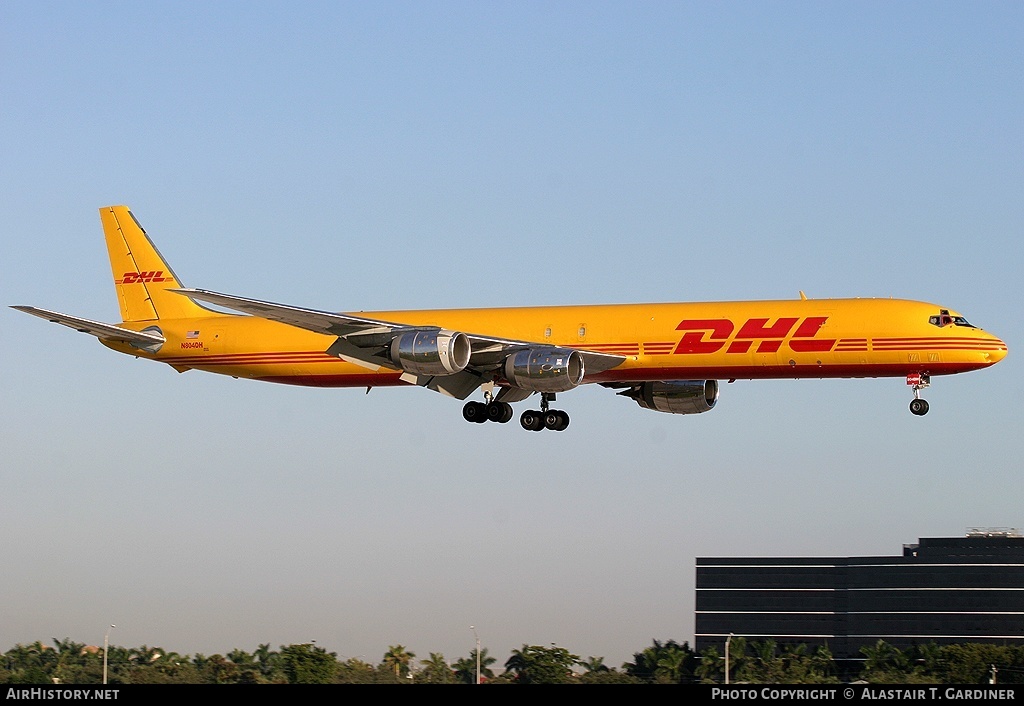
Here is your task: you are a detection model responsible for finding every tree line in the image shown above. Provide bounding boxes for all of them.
[3,637,1024,684]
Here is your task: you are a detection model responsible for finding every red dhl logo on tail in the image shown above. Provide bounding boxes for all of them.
[675,317,835,355]
[117,270,170,285]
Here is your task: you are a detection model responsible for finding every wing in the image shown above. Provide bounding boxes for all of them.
[11,306,166,351]
[173,288,625,399]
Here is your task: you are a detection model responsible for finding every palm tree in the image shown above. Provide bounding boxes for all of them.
[51,639,88,683]
[742,640,783,683]
[726,635,749,680]
[808,644,838,683]
[253,643,280,678]
[128,644,162,665]
[624,639,684,682]
[695,646,722,683]
[202,654,240,684]
[53,638,85,657]
[452,655,476,684]
[860,640,915,682]
[418,652,455,683]
[504,644,579,684]
[227,648,254,666]
[151,650,190,681]
[228,647,263,683]
[623,640,694,683]
[382,644,415,679]
[5,642,55,684]
[915,642,942,679]
[656,643,690,683]
[470,646,496,682]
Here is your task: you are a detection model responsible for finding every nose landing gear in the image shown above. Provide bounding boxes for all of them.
[907,373,930,416]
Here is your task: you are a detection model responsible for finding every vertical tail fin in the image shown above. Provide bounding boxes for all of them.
[100,205,217,322]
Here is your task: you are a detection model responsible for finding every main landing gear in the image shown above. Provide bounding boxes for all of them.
[907,372,930,416]
[519,392,569,432]
[462,392,570,431]
[462,397,514,424]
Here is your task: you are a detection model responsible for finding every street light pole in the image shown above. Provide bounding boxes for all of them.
[470,625,480,684]
[725,633,733,685]
[102,625,116,685]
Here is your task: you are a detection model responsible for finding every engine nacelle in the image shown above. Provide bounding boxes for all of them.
[503,347,585,392]
[390,329,471,376]
[626,380,719,415]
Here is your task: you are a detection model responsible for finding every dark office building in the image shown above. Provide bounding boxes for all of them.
[695,531,1024,660]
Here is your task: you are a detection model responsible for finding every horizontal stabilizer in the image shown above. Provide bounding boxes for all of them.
[11,306,165,348]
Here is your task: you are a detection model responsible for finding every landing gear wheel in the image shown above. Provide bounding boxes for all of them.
[543,410,562,430]
[520,410,545,431]
[542,410,570,431]
[909,398,930,416]
[554,410,570,431]
[463,401,488,423]
[487,401,514,423]
[543,410,570,431]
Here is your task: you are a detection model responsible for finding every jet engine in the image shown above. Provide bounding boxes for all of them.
[622,380,719,415]
[390,329,471,376]
[503,347,585,392]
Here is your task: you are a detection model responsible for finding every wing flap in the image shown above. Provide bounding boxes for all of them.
[401,369,486,400]
[324,335,395,371]
[172,288,402,337]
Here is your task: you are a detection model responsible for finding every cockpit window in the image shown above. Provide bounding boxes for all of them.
[929,309,974,328]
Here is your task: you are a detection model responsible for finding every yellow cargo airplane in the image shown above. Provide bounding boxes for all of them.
[13,206,1008,431]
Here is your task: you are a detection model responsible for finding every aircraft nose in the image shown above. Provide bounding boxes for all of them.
[985,336,1008,364]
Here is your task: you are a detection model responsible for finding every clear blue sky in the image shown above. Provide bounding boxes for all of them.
[2,1,1021,669]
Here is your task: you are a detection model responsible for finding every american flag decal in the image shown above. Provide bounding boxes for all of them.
[186,330,200,339]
